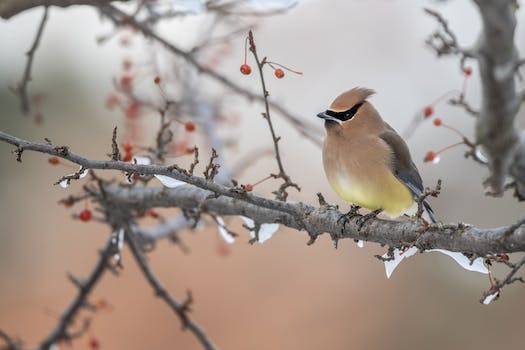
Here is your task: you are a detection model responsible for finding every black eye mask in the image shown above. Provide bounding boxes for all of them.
[325,102,365,122]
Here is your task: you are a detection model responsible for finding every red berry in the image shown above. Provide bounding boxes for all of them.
[154,76,161,84]
[79,209,92,222]
[463,67,472,76]
[424,151,437,163]
[433,118,442,127]
[274,68,285,79]
[88,337,100,349]
[240,64,252,75]
[148,209,159,218]
[423,106,433,118]
[48,157,60,165]
[123,142,133,153]
[122,59,132,71]
[185,121,196,132]
[244,184,253,192]
[120,75,133,91]
[123,152,133,162]
[105,93,120,110]
[120,36,131,47]
[124,101,141,119]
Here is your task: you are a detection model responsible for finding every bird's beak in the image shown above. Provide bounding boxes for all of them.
[317,111,341,124]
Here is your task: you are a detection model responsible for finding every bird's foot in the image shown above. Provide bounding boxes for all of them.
[356,209,382,231]
[337,205,361,231]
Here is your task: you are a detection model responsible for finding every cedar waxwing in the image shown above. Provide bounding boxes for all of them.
[317,87,436,224]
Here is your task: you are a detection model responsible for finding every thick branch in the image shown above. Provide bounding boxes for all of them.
[473,0,524,196]
[2,130,525,255]
[104,184,525,256]
[0,0,125,19]
[426,3,525,198]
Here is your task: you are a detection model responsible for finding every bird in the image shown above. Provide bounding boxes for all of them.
[316,87,436,226]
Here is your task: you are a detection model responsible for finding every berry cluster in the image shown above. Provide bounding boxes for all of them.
[239,35,302,79]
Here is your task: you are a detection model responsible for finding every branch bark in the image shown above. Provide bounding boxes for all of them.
[1,130,524,256]
[473,0,525,197]
[38,235,116,350]
[126,230,220,350]
[426,1,525,198]
[0,0,125,19]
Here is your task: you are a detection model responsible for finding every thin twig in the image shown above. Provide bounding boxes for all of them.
[247,30,300,201]
[15,6,49,114]
[99,5,323,147]
[480,255,525,304]
[126,230,220,350]
[38,235,117,350]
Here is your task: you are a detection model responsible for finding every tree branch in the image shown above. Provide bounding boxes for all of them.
[247,30,299,201]
[2,130,524,256]
[126,229,219,350]
[0,0,126,19]
[99,4,323,147]
[425,3,525,198]
[38,234,117,350]
[13,6,49,115]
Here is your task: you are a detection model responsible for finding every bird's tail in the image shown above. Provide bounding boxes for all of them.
[423,200,437,223]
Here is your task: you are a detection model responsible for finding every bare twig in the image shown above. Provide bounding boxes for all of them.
[415,179,442,219]
[38,235,117,350]
[110,126,121,161]
[99,5,323,147]
[0,0,126,19]
[13,6,49,114]
[247,30,300,201]
[480,255,525,304]
[126,230,219,350]
[0,330,20,350]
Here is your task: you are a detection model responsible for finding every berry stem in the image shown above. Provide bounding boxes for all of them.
[252,175,273,187]
[436,141,465,155]
[265,61,303,75]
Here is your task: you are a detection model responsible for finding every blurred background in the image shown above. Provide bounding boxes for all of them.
[1,0,525,349]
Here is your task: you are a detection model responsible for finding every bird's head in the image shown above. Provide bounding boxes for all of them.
[317,87,375,128]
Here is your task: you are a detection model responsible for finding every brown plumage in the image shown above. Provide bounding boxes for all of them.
[317,87,436,221]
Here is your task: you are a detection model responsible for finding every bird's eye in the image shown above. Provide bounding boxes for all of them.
[328,102,365,122]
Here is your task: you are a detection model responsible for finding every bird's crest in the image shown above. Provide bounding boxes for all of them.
[329,87,375,112]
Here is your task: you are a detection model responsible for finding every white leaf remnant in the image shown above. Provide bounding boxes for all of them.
[427,249,488,274]
[216,216,235,244]
[132,156,187,188]
[482,291,499,305]
[241,216,279,243]
[383,246,418,279]
[154,174,186,188]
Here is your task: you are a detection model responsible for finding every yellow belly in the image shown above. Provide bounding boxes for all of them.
[330,172,414,218]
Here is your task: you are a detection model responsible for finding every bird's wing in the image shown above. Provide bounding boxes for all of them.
[378,128,424,197]
[379,127,437,223]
